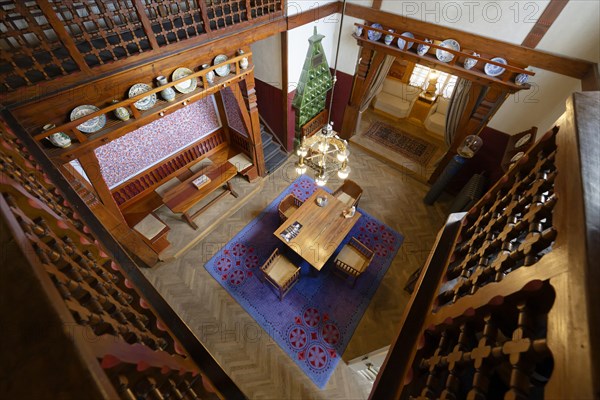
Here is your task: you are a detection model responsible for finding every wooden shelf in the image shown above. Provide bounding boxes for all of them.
[353,24,533,93]
[35,53,253,163]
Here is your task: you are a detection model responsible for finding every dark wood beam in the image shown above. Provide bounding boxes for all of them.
[133,0,160,50]
[581,64,600,91]
[281,31,290,150]
[287,1,342,30]
[521,0,569,48]
[344,3,594,79]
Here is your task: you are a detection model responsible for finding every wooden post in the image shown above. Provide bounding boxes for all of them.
[230,77,266,176]
[213,91,232,144]
[76,150,126,224]
[281,31,290,151]
[340,47,383,139]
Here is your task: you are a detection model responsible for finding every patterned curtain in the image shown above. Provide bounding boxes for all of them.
[355,54,396,131]
[444,78,472,147]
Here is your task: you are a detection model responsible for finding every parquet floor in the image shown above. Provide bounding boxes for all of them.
[142,145,451,399]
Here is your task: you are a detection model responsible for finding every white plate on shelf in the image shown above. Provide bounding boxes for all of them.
[397,32,415,50]
[213,54,230,77]
[367,23,383,41]
[128,83,157,111]
[417,39,432,56]
[436,39,460,63]
[484,57,507,76]
[172,67,198,93]
[515,133,531,148]
[70,105,106,133]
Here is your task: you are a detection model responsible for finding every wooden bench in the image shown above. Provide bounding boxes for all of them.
[161,161,238,229]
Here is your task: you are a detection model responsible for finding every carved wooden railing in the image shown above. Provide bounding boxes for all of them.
[371,92,599,399]
[0,0,283,96]
[111,130,228,208]
[0,116,246,398]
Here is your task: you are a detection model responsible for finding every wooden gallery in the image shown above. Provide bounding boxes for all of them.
[0,1,598,399]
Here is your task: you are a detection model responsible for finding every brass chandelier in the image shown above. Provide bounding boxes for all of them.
[295,0,350,187]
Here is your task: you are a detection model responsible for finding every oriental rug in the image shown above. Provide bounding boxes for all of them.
[204,176,403,388]
[364,121,437,166]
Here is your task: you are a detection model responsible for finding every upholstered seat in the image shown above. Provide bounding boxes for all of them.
[424,97,450,138]
[333,180,363,208]
[333,237,374,287]
[260,248,301,300]
[133,212,171,254]
[372,79,421,119]
[278,194,303,222]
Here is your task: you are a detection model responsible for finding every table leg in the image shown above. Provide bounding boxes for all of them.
[227,181,239,198]
[183,212,199,230]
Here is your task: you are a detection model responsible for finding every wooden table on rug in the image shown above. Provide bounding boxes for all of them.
[162,161,238,230]
[273,189,362,271]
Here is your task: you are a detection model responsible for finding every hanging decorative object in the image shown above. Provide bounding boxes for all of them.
[293,0,351,186]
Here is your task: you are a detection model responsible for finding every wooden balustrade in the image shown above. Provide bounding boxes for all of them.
[371,92,599,399]
[0,116,245,399]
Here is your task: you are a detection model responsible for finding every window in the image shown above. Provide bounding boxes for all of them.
[408,64,458,99]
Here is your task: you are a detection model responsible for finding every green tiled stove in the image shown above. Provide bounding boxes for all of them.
[292,27,333,142]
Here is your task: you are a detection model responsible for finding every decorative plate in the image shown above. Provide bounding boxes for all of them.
[484,57,507,77]
[70,105,106,133]
[436,39,460,63]
[172,67,198,93]
[510,151,525,163]
[367,23,383,41]
[213,54,230,77]
[463,52,480,70]
[515,133,531,148]
[515,72,529,86]
[128,83,157,111]
[397,32,415,50]
[417,39,432,56]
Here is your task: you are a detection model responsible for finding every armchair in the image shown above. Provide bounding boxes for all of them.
[333,179,363,207]
[372,78,421,119]
[333,237,375,287]
[260,248,301,300]
[424,97,450,138]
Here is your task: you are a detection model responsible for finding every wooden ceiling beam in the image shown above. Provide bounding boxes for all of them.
[287,1,342,30]
[521,0,569,48]
[344,3,594,79]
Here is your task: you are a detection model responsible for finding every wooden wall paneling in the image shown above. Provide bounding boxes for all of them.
[345,3,594,80]
[340,47,384,139]
[76,150,126,224]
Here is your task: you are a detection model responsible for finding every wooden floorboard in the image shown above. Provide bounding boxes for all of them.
[141,139,451,398]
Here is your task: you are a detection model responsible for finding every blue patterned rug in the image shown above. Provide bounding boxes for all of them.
[204,176,403,388]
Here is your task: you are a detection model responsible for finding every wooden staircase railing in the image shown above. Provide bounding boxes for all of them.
[371,92,599,399]
[0,111,246,399]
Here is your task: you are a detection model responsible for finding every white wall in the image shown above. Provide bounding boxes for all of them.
[380,0,549,45]
[251,35,283,89]
[287,18,339,93]
[489,0,599,135]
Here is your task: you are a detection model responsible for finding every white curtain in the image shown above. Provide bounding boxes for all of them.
[444,78,472,147]
[355,54,396,131]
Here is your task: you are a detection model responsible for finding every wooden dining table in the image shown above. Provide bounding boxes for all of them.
[273,188,362,271]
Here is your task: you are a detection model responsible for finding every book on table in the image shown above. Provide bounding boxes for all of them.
[192,175,211,189]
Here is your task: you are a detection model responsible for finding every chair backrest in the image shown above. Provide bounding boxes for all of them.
[434,97,450,115]
[334,180,363,205]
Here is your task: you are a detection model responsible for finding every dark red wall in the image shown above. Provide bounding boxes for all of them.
[255,70,354,152]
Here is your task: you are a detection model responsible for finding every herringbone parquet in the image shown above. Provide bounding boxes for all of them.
[142,145,450,399]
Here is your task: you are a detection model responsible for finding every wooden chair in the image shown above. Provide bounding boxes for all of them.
[333,237,374,287]
[333,179,363,207]
[278,194,304,222]
[259,248,301,300]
